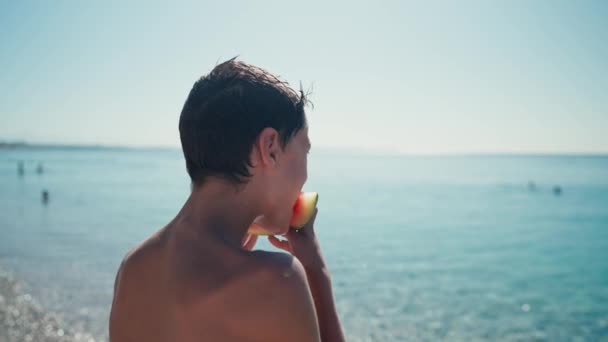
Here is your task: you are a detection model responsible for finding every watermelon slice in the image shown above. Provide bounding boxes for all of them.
[289,192,319,228]
[248,192,319,235]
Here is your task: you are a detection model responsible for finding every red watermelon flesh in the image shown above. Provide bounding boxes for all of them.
[289,192,319,229]
[247,192,319,235]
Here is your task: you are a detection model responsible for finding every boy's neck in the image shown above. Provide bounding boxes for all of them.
[176,179,261,250]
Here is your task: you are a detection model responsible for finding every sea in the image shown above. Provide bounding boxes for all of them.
[1,147,607,341]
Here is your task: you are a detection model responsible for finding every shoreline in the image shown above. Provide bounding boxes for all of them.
[0,268,101,342]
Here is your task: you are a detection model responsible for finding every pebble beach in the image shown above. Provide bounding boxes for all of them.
[0,269,100,342]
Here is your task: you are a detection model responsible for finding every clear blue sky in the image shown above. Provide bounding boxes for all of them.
[1,0,607,153]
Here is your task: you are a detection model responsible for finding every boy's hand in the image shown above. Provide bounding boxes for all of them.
[268,209,327,271]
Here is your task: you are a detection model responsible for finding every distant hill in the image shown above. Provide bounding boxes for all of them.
[0,141,179,151]
[0,141,27,149]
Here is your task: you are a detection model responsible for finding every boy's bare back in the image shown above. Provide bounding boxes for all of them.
[109,225,320,342]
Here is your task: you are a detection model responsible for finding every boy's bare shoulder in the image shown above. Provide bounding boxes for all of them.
[218,250,322,341]
[112,229,167,292]
[248,249,300,273]
[232,250,308,297]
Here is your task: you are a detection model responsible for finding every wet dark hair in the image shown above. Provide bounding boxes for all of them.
[179,57,309,186]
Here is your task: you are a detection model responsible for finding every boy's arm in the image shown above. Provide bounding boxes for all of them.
[305,266,345,342]
[268,209,346,342]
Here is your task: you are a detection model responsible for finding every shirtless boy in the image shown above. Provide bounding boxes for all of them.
[110,58,345,342]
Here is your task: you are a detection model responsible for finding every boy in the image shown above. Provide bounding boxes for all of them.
[110,58,345,342]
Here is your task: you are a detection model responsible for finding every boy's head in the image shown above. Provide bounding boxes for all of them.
[179,58,311,230]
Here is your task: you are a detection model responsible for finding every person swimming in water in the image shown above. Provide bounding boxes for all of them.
[553,185,562,196]
[110,58,345,342]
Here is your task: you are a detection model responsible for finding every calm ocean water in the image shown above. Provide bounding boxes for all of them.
[1,148,607,341]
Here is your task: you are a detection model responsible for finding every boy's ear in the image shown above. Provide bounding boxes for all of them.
[255,127,280,168]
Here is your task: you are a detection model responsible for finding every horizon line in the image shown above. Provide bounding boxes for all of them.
[1,141,608,157]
